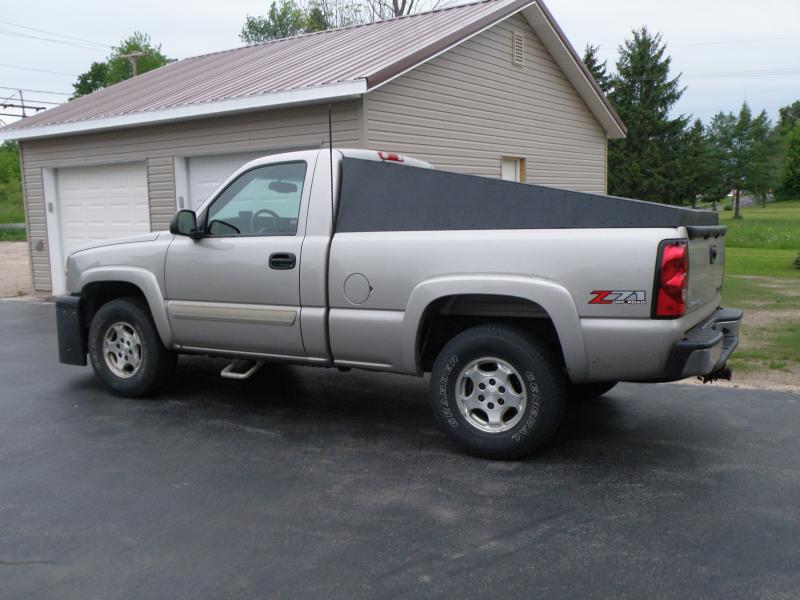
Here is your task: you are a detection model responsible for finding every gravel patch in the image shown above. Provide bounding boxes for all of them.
[0,242,33,298]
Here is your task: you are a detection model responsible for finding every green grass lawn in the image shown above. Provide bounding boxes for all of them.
[724,247,800,279]
[717,200,800,378]
[719,200,800,250]
[0,229,26,242]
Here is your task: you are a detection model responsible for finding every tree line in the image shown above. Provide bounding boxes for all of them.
[584,28,800,217]
[239,0,449,43]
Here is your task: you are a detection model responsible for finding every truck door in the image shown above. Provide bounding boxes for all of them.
[164,160,310,357]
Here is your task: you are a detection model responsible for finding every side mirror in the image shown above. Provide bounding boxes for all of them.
[170,210,203,239]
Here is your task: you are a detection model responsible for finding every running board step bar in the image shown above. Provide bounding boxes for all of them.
[220,359,264,380]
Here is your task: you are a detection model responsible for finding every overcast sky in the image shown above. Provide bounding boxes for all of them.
[1,0,798,127]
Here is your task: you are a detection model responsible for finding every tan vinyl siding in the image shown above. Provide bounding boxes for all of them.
[20,101,361,291]
[365,13,607,193]
[20,163,51,291]
[146,157,176,231]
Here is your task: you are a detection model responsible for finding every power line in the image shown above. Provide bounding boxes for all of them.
[595,33,800,51]
[22,98,63,106]
[686,66,800,80]
[627,66,800,82]
[0,29,108,52]
[672,34,800,48]
[0,63,77,77]
[0,19,112,49]
[0,86,71,96]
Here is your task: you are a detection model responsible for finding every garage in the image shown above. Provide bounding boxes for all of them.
[45,162,149,293]
[2,0,626,294]
[184,151,274,210]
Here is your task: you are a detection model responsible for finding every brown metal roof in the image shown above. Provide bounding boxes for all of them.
[0,0,625,138]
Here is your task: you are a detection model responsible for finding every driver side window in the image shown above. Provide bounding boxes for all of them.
[205,161,306,236]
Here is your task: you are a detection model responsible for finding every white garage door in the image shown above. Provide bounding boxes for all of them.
[57,162,149,256]
[187,151,272,210]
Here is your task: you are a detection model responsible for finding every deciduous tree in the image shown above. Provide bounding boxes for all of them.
[72,33,172,98]
[783,123,800,199]
[241,0,308,43]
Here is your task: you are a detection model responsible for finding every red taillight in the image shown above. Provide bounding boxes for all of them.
[654,240,688,318]
[378,151,404,162]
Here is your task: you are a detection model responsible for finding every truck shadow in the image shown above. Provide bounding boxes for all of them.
[163,357,714,468]
[66,356,716,469]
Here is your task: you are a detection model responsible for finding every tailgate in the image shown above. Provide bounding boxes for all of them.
[686,226,726,313]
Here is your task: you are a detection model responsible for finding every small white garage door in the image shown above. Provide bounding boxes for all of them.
[57,162,149,256]
[187,151,272,210]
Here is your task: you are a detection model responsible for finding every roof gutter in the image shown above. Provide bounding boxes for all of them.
[0,79,367,142]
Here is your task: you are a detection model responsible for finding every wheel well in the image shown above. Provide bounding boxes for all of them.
[417,294,563,372]
[81,281,148,327]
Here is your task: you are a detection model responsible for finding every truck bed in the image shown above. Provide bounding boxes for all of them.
[336,158,717,233]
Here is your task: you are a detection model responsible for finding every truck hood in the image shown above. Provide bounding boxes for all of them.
[65,231,172,295]
[70,232,163,256]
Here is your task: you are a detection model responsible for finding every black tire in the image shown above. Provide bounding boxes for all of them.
[567,381,618,402]
[88,297,176,398]
[429,324,567,460]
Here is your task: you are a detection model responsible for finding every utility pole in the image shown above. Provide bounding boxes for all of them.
[2,102,46,113]
[120,51,144,77]
[19,90,26,117]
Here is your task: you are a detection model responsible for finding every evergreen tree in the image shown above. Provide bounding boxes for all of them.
[677,119,707,207]
[582,44,611,93]
[747,109,777,206]
[607,28,688,204]
[698,116,729,211]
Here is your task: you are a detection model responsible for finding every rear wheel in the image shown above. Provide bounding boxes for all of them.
[88,298,176,398]
[429,324,567,459]
[568,381,618,402]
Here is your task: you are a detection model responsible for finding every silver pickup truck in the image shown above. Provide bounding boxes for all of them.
[55,148,742,458]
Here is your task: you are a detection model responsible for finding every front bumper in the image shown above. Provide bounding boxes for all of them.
[56,294,87,366]
[665,307,742,380]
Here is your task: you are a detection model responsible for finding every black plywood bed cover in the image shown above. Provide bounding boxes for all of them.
[335,158,718,233]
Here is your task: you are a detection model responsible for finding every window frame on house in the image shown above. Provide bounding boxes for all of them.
[501,156,526,183]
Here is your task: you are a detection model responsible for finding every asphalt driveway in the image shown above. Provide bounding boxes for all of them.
[1,299,799,599]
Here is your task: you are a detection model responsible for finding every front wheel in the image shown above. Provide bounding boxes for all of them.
[429,324,567,459]
[87,297,176,398]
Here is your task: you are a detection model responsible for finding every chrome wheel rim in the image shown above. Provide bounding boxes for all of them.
[102,321,142,379]
[455,357,528,434]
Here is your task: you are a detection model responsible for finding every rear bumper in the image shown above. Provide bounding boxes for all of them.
[665,307,742,380]
[56,294,87,366]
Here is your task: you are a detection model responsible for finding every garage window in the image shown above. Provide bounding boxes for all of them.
[501,157,526,183]
[206,162,306,236]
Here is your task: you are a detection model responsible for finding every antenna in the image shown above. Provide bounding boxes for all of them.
[328,103,335,229]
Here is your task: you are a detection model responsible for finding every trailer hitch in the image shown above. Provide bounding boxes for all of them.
[700,366,732,384]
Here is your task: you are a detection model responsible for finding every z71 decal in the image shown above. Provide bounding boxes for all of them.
[589,290,647,305]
